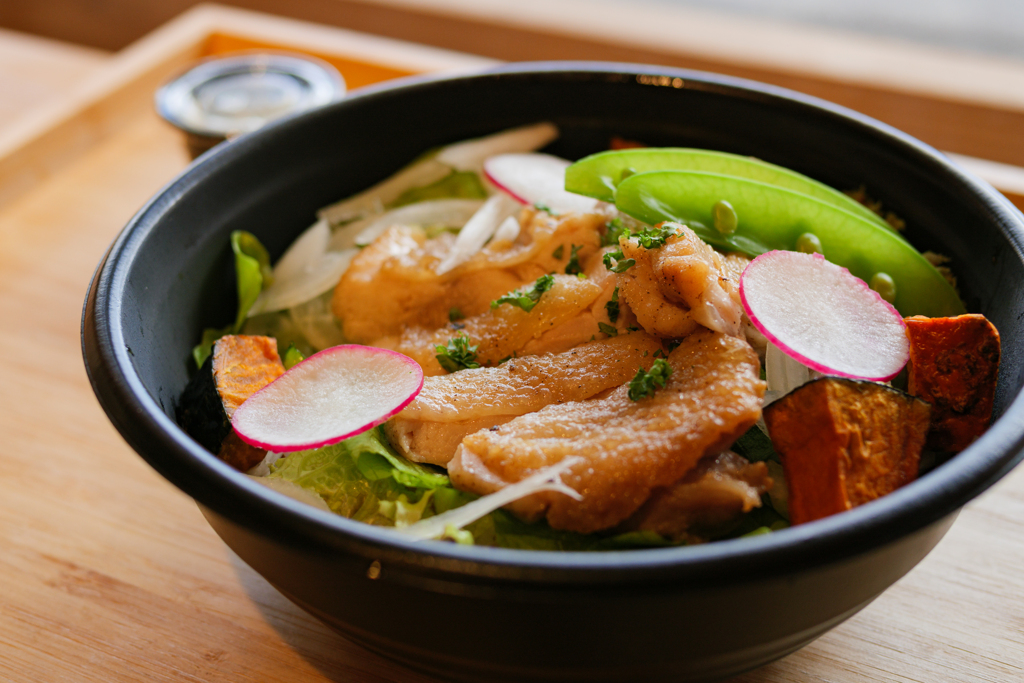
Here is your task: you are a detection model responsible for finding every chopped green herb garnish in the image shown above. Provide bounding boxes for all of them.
[534,202,553,214]
[633,223,681,249]
[435,334,481,372]
[628,358,672,401]
[449,307,465,322]
[490,274,555,313]
[603,250,635,273]
[602,218,629,246]
[605,286,620,323]
[283,343,305,370]
[552,244,565,259]
[565,244,583,275]
[598,322,618,337]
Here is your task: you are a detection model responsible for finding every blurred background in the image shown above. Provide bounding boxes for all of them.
[0,0,1020,59]
[2,0,1023,174]
[6,0,1022,168]
[653,0,1024,61]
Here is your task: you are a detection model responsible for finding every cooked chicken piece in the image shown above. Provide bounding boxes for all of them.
[619,451,772,542]
[332,225,535,343]
[386,415,518,466]
[715,250,768,357]
[448,329,765,533]
[618,223,745,338]
[332,209,606,343]
[519,246,638,356]
[376,274,604,376]
[385,332,665,464]
[480,207,604,274]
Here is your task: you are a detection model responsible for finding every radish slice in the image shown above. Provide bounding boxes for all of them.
[484,153,600,215]
[232,345,424,452]
[740,251,909,381]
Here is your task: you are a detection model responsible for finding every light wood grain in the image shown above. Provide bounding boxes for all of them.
[1,10,1023,683]
[0,4,494,212]
[0,27,109,131]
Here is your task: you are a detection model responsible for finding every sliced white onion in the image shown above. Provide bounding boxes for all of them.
[250,249,356,316]
[437,122,559,172]
[317,123,558,226]
[765,341,816,400]
[327,198,486,251]
[247,451,283,477]
[492,215,521,243]
[435,193,520,275]
[394,456,583,541]
[289,292,347,350]
[248,474,333,511]
[271,219,330,283]
[317,158,451,226]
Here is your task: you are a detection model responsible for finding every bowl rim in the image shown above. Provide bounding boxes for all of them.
[83,60,1024,586]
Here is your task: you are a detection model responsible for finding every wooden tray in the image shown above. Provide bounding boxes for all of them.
[1,6,1022,683]
[0,4,495,210]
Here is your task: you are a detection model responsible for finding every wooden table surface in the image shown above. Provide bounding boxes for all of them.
[1,8,1023,682]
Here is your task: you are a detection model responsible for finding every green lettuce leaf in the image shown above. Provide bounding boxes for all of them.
[267,427,448,526]
[191,324,230,368]
[231,230,273,332]
[388,170,487,208]
[191,230,275,367]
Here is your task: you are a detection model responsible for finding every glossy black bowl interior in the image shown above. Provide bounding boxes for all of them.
[83,63,1024,682]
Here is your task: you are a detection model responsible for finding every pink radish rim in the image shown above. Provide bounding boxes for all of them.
[739,251,908,382]
[483,164,528,205]
[232,344,424,452]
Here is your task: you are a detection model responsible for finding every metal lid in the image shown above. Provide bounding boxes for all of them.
[155,52,346,139]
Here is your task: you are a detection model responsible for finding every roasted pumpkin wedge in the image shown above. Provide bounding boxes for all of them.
[904,314,1000,452]
[177,335,285,471]
[763,377,930,525]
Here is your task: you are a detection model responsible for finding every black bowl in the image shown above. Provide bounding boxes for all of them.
[82,62,1024,682]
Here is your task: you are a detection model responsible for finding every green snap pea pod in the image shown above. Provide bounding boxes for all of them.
[614,170,964,318]
[565,148,895,233]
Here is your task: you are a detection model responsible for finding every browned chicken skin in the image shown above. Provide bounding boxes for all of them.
[385,332,665,465]
[618,224,746,338]
[375,274,604,376]
[329,207,770,540]
[332,209,606,344]
[448,329,765,533]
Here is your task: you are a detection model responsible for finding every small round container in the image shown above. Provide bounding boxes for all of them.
[155,52,345,158]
